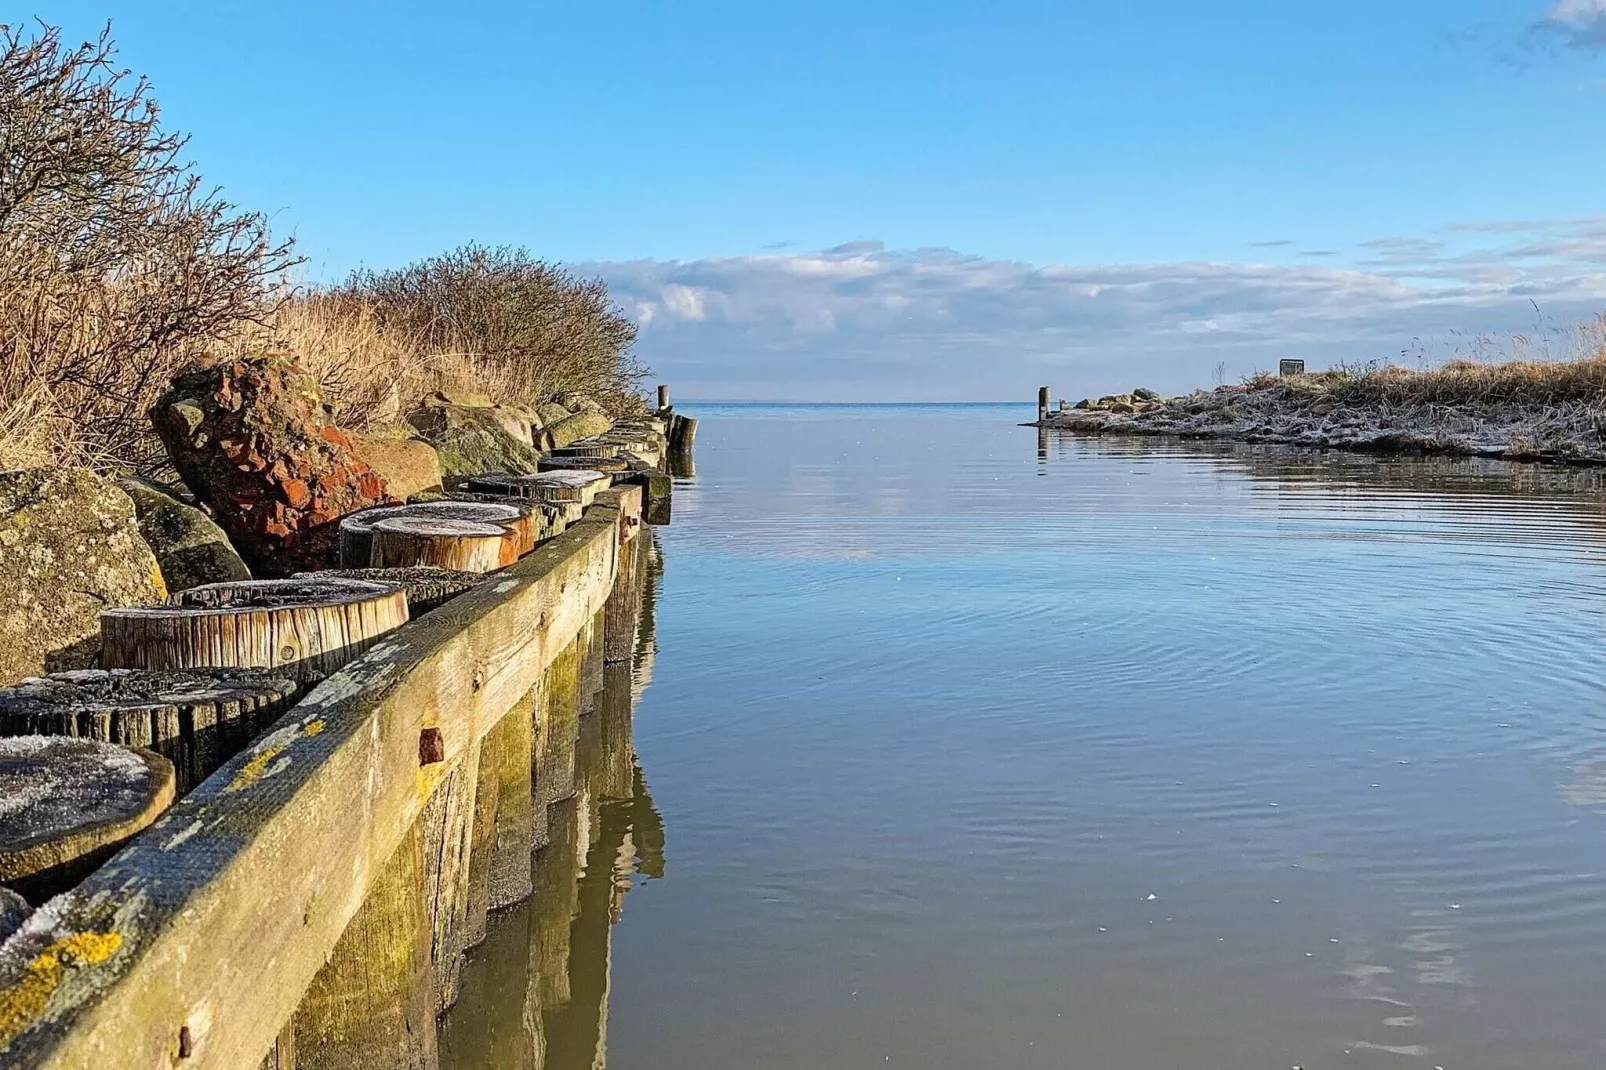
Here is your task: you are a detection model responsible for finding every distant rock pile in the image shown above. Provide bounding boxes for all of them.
[1037,379,1606,463]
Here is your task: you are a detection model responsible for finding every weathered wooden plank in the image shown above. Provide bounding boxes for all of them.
[0,491,639,1070]
[418,738,478,1014]
[487,692,535,911]
[291,821,437,1070]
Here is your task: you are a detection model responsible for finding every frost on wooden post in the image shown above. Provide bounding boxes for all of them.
[0,736,175,899]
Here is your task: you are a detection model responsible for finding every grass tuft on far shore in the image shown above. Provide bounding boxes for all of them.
[1244,320,1606,410]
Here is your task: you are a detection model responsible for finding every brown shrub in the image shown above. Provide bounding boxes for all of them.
[0,22,299,471]
[314,244,647,418]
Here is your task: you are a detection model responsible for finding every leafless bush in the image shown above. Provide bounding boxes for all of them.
[0,21,299,470]
[324,244,646,416]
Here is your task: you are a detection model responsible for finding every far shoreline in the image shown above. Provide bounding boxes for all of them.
[1028,362,1606,468]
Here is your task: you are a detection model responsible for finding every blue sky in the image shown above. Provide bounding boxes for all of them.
[33,1,1606,398]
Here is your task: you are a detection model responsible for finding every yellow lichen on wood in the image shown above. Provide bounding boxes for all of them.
[0,932,122,1046]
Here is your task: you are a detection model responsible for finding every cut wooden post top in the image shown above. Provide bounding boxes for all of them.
[106,577,402,617]
[338,500,524,535]
[0,736,175,892]
[294,567,488,615]
[466,470,612,505]
[549,439,624,459]
[539,455,630,474]
[0,667,297,711]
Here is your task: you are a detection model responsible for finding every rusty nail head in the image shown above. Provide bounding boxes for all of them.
[419,727,445,766]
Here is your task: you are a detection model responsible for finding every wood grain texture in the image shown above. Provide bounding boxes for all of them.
[292,821,437,1070]
[418,736,478,1016]
[465,472,612,508]
[369,517,515,573]
[100,578,409,684]
[486,692,535,911]
[293,568,487,617]
[338,502,528,567]
[0,669,297,794]
[0,494,634,1070]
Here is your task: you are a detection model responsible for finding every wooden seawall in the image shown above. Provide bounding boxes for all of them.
[0,481,653,1068]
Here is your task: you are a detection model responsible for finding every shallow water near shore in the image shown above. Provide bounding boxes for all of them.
[443,402,1606,1069]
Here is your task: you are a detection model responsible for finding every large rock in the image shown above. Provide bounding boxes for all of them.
[545,411,613,449]
[0,468,168,684]
[120,476,251,592]
[410,392,535,445]
[150,356,397,577]
[404,399,545,478]
[351,425,444,501]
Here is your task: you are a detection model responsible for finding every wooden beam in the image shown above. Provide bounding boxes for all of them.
[0,488,642,1070]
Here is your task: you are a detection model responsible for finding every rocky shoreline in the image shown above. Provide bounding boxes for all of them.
[1031,381,1606,465]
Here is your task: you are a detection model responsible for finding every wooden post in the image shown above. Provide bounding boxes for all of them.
[488,691,536,910]
[467,471,613,508]
[0,738,176,902]
[461,727,504,952]
[292,821,438,1070]
[0,668,298,794]
[340,501,536,566]
[603,533,646,665]
[536,636,583,818]
[100,578,409,683]
[370,517,517,573]
[419,738,480,1014]
[296,567,487,617]
[656,384,670,413]
[578,608,605,718]
[1038,386,1050,423]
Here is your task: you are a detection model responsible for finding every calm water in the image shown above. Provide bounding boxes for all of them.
[444,402,1606,1069]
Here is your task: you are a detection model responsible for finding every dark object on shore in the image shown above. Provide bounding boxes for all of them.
[150,356,397,577]
[1279,359,1306,376]
[0,668,297,792]
[0,736,175,902]
[667,412,698,453]
[296,568,489,615]
[100,577,409,682]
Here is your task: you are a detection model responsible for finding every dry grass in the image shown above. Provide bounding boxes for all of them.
[1246,316,1606,411]
[266,293,522,431]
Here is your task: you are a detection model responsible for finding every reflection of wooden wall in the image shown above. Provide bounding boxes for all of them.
[436,520,665,1070]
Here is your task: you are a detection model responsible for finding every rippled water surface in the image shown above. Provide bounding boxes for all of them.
[447,402,1606,1069]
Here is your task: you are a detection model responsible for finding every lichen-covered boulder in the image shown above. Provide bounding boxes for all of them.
[120,476,251,592]
[403,399,545,478]
[407,393,536,447]
[150,356,397,578]
[351,426,444,501]
[545,410,614,449]
[0,468,167,684]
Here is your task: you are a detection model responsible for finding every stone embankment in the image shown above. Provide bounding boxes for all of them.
[0,355,692,1069]
[1034,380,1606,464]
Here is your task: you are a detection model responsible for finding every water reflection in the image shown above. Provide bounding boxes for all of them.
[440,534,665,1070]
[596,405,1606,1070]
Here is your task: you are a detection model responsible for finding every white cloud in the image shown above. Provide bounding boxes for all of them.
[587,219,1606,401]
[1541,0,1606,49]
